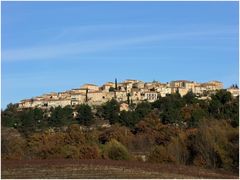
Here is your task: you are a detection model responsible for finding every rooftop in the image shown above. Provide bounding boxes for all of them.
[171,80,194,83]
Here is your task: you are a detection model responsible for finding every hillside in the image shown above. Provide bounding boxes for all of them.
[1,90,239,178]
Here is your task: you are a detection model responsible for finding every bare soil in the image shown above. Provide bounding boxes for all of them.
[1,159,238,179]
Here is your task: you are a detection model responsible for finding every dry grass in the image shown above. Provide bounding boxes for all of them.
[2,159,238,179]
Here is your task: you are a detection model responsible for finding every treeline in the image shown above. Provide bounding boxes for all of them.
[1,90,239,172]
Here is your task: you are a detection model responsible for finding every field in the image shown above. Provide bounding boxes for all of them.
[1,159,238,179]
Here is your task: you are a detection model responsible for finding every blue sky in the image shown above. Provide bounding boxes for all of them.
[1,1,239,109]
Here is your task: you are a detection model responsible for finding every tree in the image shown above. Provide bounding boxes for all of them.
[181,104,207,127]
[212,90,232,105]
[194,119,239,170]
[49,106,73,127]
[161,108,183,124]
[109,87,115,92]
[85,88,89,102]
[222,96,239,127]
[149,131,190,165]
[230,84,238,89]
[135,102,152,119]
[2,103,21,128]
[209,90,233,119]
[115,78,118,90]
[183,90,197,104]
[153,94,185,124]
[119,110,139,128]
[102,99,120,124]
[127,93,131,104]
[76,104,93,126]
[18,109,37,135]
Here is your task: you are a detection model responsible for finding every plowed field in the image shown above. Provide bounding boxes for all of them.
[1,159,238,179]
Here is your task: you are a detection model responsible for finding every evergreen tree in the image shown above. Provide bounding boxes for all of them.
[85,88,89,102]
[102,99,120,124]
[115,78,117,90]
[76,104,93,126]
[127,93,131,105]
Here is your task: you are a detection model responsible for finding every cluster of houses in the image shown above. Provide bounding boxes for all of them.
[18,79,238,110]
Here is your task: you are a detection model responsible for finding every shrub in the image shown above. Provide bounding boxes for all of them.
[60,144,100,159]
[79,145,100,159]
[148,145,173,163]
[1,128,26,160]
[60,145,79,159]
[66,124,86,145]
[103,139,130,160]
[28,131,65,159]
[194,118,239,171]
[148,131,190,164]
[98,124,134,148]
[167,133,189,165]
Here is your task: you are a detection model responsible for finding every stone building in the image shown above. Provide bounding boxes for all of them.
[171,87,189,97]
[170,80,195,90]
[208,80,223,89]
[81,84,99,92]
[144,91,158,102]
[17,79,224,109]
[227,87,239,97]
[101,82,115,92]
[193,85,207,95]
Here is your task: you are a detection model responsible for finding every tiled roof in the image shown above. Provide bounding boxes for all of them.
[208,80,222,83]
[171,80,194,83]
[82,83,98,86]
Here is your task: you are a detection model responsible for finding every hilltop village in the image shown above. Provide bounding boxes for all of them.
[18,79,239,109]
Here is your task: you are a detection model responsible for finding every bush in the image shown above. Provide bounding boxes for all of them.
[149,132,189,164]
[194,119,239,171]
[60,144,100,159]
[65,124,86,145]
[98,124,134,148]
[28,131,65,159]
[167,133,189,165]
[148,145,173,163]
[101,99,120,124]
[60,145,79,159]
[103,139,130,160]
[1,128,26,160]
[79,145,100,159]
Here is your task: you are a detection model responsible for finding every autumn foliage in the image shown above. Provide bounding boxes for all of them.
[1,90,239,172]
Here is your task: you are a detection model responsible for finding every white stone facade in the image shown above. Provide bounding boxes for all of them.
[18,79,225,109]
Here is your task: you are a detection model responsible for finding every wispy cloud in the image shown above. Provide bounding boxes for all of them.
[2,25,236,62]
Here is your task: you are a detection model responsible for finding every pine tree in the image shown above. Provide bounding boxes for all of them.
[114,78,117,99]
[115,78,118,90]
[85,88,88,102]
[127,93,131,105]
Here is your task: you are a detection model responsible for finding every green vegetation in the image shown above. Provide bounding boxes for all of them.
[109,87,115,92]
[76,104,94,126]
[1,90,239,172]
[103,139,130,160]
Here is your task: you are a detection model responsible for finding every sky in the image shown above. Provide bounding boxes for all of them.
[1,1,239,109]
